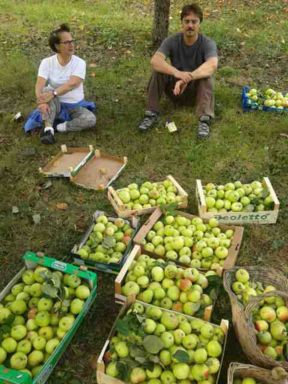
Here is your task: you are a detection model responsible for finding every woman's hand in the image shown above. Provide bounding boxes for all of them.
[37,92,54,104]
[38,103,50,116]
[173,80,187,96]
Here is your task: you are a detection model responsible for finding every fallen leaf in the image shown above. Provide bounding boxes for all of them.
[41,180,52,190]
[280,133,288,138]
[89,63,97,68]
[32,214,41,224]
[12,206,19,214]
[56,203,68,210]
[90,72,96,77]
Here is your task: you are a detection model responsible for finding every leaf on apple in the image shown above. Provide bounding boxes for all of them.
[42,282,58,298]
[102,236,115,249]
[129,345,146,358]
[143,335,164,354]
[160,202,178,216]
[173,349,190,363]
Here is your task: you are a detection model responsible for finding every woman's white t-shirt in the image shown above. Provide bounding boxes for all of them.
[38,55,86,103]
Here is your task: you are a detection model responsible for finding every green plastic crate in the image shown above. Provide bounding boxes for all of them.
[0,251,97,384]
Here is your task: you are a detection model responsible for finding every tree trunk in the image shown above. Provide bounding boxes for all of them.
[152,0,171,48]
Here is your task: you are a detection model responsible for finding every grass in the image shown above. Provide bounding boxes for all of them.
[0,0,288,383]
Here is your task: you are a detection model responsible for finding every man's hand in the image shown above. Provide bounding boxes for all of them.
[38,103,50,116]
[173,70,193,84]
[173,80,188,96]
[37,92,53,104]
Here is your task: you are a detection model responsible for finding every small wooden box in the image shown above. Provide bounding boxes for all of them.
[133,207,244,276]
[39,145,127,190]
[115,244,214,321]
[196,177,279,225]
[96,298,229,384]
[107,175,188,218]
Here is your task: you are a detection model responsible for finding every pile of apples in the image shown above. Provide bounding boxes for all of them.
[77,214,133,264]
[231,268,276,305]
[116,179,183,210]
[104,302,225,383]
[141,214,234,270]
[121,254,217,318]
[246,88,288,109]
[0,265,91,378]
[252,292,288,362]
[203,180,274,213]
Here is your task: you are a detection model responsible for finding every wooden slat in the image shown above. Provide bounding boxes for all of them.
[264,177,280,209]
[114,245,140,296]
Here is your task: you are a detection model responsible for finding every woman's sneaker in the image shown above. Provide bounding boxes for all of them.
[40,127,55,144]
[138,110,159,132]
[197,115,211,139]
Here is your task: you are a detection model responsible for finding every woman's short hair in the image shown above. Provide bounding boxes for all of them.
[48,24,70,52]
[180,4,203,23]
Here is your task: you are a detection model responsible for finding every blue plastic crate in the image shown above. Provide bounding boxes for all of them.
[242,86,288,113]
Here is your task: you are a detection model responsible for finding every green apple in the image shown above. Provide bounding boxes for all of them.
[45,338,60,354]
[194,348,208,364]
[30,283,43,297]
[0,307,12,323]
[59,316,74,332]
[159,349,171,366]
[17,339,32,355]
[172,363,190,380]
[115,341,129,358]
[10,300,27,315]
[13,315,26,326]
[33,336,46,351]
[33,267,49,283]
[11,283,25,296]
[161,332,175,348]
[26,319,38,331]
[37,298,53,312]
[38,326,54,340]
[70,298,84,315]
[10,352,28,370]
[182,334,198,350]
[35,311,51,327]
[28,350,44,367]
[130,367,146,383]
[2,337,17,353]
[66,274,81,288]
[235,268,250,283]
[106,361,119,378]
[0,346,7,364]
[161,312,179,330]
[22,270,35,285]
[160,370,175,384]
[207,340,222,357]
[11,325,27,341]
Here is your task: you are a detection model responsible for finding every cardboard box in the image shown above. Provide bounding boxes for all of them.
[133,207,244,276]
[0,251,97,384]
[107,175,188,218]
[71,210,139,274]
[96,298,229,384]
[39,145,127,190]
[115,244,216,321]
[196,177,279,225]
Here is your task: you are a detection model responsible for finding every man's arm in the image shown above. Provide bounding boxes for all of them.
[151,52,193,84]
[190,57,218,80]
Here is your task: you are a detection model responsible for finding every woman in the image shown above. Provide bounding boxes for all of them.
[24,24,96,144]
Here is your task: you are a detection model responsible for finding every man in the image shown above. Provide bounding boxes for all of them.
[138,3,218,139]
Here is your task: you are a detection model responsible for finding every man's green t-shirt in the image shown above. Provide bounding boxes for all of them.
[157,33,218,72]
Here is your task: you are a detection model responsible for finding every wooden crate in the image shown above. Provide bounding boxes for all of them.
[107,175,188,218]
[97,298,229,384]
[196,177,280,225]
[133,207,244,276]
[115,244,213,321]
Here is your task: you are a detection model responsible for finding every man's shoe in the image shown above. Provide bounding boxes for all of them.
[138,110,159,132]
[197,115,211,139]
[40,127,56,145]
